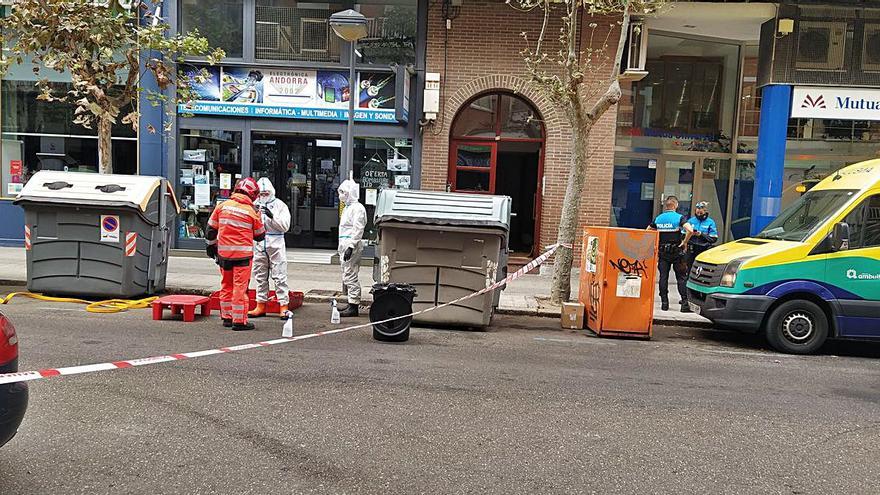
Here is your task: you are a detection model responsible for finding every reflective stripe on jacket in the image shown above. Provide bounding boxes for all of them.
[208,193,266,261]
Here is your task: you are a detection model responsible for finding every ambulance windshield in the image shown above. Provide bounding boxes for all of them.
[757,189,857,242]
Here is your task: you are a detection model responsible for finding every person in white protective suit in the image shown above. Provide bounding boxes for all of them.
[248,177,292,319]
[337,179,367,317]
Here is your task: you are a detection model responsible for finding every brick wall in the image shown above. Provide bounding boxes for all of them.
[421,0,621,262]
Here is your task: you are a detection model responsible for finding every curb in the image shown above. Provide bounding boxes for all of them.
[1,278,713,328]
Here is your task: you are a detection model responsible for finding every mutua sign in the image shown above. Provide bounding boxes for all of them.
[792,86,880,120]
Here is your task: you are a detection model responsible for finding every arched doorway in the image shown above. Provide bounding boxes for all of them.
[449,92,545,256]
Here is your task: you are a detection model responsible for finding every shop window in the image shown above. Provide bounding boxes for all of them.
[181,0,244,59]
[737,46,760,154]
[255,0,344,62]
[354,137,413,240]
[1,80,136,196]
[177,129,243,241]
[646,59,722,135]
[355,0,417,66]
[787,118,880,143]
[2,81,135,138]
[618,34,740,153]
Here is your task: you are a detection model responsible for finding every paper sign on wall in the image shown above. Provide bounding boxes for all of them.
[100,215,120,243]
[7,183,23,196]
[394,175,411,189]
[387,158,409,172]
[9,160,22,176]
[220,173,232,190]
[365,188,378,206]
[194,183,211,206]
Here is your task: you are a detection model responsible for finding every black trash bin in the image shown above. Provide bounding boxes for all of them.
[370,283,417,342]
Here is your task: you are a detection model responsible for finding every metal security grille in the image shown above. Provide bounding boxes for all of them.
[759,3,880,87]
[255,5,340,62]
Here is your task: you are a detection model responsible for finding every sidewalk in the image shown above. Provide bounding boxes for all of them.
[0,247,709,327]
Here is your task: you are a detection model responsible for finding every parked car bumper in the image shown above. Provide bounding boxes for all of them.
[0,359,28,448]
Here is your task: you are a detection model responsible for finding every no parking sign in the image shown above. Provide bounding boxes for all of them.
[100,215,120,243]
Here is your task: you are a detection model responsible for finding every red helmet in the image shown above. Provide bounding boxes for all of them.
[234,177,260,200]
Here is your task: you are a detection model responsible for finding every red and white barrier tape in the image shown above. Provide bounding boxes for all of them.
[0,244,566,386]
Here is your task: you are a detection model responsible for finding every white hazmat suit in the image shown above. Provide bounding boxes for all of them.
[337,179,367,308]
[253,177,291,306]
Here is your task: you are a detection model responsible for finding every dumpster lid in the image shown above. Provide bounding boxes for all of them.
[14,171,180,213]
[375,189,510,231]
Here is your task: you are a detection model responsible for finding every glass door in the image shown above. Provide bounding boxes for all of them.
[659,159,696,217]
[251,133,341,249]
[699,158,731,241]
[611,157,657,228]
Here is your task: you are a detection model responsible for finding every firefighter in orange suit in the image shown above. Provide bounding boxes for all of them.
[205,177,265,331]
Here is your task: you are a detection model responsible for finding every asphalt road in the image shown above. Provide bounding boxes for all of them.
[0,289,878,494]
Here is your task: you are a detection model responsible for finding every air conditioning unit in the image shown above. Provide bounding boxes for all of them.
[796,21,847,71]
[863,24,880,72]
[620,20,648,81]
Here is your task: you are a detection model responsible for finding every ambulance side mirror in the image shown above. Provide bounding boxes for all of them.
[831,222,851,252]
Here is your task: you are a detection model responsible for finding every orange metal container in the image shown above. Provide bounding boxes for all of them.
[578,227,659,338]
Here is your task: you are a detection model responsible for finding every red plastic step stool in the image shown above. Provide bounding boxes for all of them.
[152,295,212,322]
[208,290,304,314]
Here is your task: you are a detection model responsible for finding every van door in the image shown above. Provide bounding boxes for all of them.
[825,193,880,338]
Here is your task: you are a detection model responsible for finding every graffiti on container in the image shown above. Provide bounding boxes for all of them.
[588,281,600,322]
[610,257,648,277]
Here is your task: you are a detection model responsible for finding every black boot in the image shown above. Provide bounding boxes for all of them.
[680,303,692,313]
[661,301,669,311]
[232,321,255,331]
[222,318,233,328]
[339,304,359,317]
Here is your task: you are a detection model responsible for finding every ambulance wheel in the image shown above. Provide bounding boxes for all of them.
[765,300,828,355]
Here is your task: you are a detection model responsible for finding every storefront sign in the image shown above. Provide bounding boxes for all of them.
[9,160,22,176]
[361,160,391,189]
[179,66,402,124]
[792,86,880,120]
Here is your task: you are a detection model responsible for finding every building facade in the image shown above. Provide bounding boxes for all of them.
[419,1,618,260]
[3,1,880,259]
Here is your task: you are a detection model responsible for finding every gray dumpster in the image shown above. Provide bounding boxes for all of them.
[14,171,179,298]
[373,189,510,328]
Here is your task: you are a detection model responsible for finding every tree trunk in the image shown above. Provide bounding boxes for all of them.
[550,110,590,304]
[98,118,113,174]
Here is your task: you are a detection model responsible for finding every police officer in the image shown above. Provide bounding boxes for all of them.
[649,196,695,313]
[686,201,719,274]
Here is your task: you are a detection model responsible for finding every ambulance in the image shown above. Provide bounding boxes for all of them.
[687,160,880,354]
